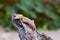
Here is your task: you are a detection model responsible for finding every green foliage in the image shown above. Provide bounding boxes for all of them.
[0,0,60,31]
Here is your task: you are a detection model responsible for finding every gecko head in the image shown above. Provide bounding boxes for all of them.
[12,14,24,29]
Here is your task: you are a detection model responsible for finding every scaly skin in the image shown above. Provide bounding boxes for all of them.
[15,14,37,31]
[12,14,53,40]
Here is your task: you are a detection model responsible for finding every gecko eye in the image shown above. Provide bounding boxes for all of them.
[14,14,16,17]
[13,13,17,17]
[14,15,16,17]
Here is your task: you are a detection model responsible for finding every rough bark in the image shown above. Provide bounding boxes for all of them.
[12,14,53,40]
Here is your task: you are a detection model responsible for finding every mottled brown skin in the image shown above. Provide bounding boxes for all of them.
[12,14,53,40]
[15,14,37,31]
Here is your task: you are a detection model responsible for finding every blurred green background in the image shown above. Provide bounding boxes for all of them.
[0,0,60,31]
